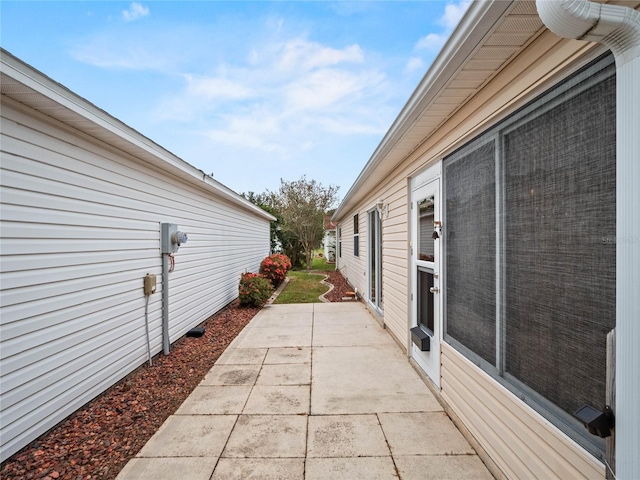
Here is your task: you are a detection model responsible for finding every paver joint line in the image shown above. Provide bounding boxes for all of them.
[116,303,494,480]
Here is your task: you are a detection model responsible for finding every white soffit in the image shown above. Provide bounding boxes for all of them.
[413,2,543,138]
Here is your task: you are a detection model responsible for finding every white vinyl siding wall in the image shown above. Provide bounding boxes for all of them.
[0,99,270,462]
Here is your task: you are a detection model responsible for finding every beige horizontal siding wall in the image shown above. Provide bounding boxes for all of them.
[335,207,366,298]
[377,178,409,347]
[336,176,411,349]
[441,344,605,479]
[0,99,270,461]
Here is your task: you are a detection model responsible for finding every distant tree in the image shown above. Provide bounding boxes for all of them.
[272,176,339,271]
[242,191,305,268]
[278,227,306,269]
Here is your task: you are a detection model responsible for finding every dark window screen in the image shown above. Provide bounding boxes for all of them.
[445,141,496,364]
[503,74,616,415]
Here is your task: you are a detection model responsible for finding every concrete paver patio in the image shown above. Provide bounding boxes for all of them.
[116,303,493,480]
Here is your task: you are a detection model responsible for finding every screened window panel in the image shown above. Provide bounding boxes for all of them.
[503,74,616,416]
[445,141,496,364]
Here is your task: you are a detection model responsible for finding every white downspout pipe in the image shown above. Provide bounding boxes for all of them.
[536,1,640,478]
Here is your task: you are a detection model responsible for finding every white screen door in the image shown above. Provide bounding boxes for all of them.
[411,178,441,387]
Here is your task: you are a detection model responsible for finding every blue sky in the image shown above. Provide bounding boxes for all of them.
[1,1,470,200]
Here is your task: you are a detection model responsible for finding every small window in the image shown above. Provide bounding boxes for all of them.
[338,227,342,258]
[353,214,359,257]
[418,197,435,262]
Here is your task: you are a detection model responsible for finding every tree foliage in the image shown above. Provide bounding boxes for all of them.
[272,176,340,271]
[243,177,339,270]
[242,191,281,253]
[242,190,305,268]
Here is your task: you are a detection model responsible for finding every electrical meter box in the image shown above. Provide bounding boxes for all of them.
[161,223,188,253]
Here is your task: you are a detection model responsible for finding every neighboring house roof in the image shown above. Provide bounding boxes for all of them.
[323,216,337,231]
[0,48,275,223]
[333,0,548,221]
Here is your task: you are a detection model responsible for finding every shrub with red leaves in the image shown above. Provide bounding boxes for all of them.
[238,272,274,307]
[259,254,292,287]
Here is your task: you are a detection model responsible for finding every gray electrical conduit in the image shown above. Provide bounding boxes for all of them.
[144,294,152,366]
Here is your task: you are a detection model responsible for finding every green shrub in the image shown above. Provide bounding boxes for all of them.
[238,272,274,307]
[259,254,292,287]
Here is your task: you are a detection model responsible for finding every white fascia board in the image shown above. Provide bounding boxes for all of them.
[0,49,275,223]
[332,0,513,222]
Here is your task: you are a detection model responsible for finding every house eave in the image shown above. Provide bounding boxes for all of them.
[333,0,540,222]
[0,48,275,223]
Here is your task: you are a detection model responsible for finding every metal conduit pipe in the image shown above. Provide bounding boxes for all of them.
[536,1,640,478]
[162,252,170,355]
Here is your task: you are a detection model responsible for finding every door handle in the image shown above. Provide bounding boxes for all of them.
[429,287,439,294]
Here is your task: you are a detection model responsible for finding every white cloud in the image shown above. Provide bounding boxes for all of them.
[123,2,149,22]
[415,32,448,52]
[204,119,286,154]
[413,1,472,52]
[440,0,472,30]
[71,42,166,70]
[69,15,400,188]
[409,0,471,73]
[185,74,254,100]
[153,35,388,159]
[285,68,378,111]
[278,40,364,71]
[69,27,196,71]
[404,57,426,74]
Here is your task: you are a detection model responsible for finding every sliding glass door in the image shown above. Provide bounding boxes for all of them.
[368,209,382,311]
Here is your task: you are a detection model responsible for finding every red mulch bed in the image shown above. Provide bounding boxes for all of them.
[0,272,353,480]
[321,270,354,302]
[0,301,260,480]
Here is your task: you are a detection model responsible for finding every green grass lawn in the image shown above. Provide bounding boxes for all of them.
[311,255,336,272]
[273,271,329,304]
[293,249,336,272]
